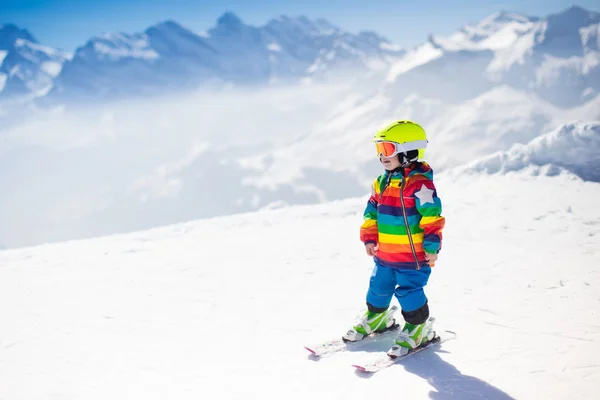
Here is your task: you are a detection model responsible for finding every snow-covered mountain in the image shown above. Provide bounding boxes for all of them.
[454,121,600,181]
[426,86,564,168]
[0,24,70,100]
[433,11,540,51]
[47,13,402,100]
[239,83,594,191]
[1,6,598,105]
[387,5,600,107]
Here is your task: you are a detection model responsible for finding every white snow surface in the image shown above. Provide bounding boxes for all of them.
[386,42,444,83]
[14,38,69,59]
[454,121,600,181]
[267,42,282,52]
[0,172,599,399]
[92,33,159,61]
[433,11,538,52]
[427,85,564,169]
[40,61,63,77]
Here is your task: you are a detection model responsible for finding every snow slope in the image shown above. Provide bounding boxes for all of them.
[455,121,600,181]
[0,171,599,399]
[426,86,563,168]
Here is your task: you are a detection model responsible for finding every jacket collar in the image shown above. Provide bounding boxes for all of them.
[386,162,428,178]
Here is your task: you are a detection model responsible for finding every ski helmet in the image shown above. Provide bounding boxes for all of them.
[373,120,428,160]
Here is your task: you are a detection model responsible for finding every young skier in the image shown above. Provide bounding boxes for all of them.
[343,120,445,358]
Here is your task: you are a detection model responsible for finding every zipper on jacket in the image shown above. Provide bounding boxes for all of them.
[400,176,420,270]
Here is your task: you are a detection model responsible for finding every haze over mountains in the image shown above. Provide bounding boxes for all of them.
[0,5,598,248]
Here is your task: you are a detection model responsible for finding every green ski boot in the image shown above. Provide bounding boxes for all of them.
[342,305,398,342]
[387,317,435,358]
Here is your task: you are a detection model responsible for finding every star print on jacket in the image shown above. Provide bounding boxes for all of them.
[415,185,435,205]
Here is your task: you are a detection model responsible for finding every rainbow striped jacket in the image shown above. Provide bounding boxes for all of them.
[360,162,445,270]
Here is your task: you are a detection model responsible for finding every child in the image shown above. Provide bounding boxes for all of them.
[342,120,445,358]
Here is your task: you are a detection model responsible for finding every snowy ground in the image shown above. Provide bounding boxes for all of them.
[1,172,599,399]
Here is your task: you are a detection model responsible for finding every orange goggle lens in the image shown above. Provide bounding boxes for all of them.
[375,141,398,157]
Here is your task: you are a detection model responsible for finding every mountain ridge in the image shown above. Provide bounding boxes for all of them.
[1,5,598,105]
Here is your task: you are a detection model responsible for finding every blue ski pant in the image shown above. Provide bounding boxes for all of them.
[366,262,431,312]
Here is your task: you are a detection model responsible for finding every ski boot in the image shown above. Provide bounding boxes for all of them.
[387,317,435,358]
[342,305,398,342]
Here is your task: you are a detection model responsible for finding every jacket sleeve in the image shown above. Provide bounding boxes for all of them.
[360,179,379,245]
[414,178,445,254]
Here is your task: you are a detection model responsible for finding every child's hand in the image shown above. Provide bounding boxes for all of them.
[365,243,378,256]
[425,252,438,265]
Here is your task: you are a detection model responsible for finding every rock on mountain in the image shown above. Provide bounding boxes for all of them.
[0,24,70,100]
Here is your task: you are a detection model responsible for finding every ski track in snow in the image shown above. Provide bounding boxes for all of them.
[0,173,599,399]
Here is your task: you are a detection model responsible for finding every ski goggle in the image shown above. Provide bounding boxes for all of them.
[374,140,428,158]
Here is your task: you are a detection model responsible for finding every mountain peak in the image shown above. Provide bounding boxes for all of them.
[144,20,192,38]
[556,5,598,18]
[536,4,600,58]
[216,11,244,28]
[152,20,185,31]
[440,9,538,51]
[546,5,600,27]
[314,17,339,32]
[0,24,37,49]
[480,10,537,25]
[208,11,254,38]
[470,9,538,34]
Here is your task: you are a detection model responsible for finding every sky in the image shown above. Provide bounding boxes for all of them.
[1,0,598,52]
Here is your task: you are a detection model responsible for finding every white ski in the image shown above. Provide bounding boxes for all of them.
[305,305,400,357]
[304,324,401,357]
[352,330,457,373]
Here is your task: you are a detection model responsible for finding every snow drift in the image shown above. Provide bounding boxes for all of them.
[455,121,600,181]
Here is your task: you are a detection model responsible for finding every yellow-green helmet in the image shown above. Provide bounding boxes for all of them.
[373,120,428,160]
